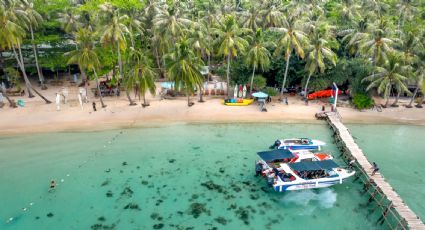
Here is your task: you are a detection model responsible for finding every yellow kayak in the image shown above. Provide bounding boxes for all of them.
[223,99,254,106]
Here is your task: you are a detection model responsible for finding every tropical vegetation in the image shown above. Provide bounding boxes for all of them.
[1,0,425,109]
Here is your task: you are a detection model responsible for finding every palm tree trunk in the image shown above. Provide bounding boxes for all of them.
[30,25,46,90]
[93,68,106,108]
[187,89,191,107]
[199,83,204,102]
[280,53,291,100]
[226,52,231,98]
[12,45,35,98]
[154,46,163,78]
[249,65,256,94]
[392,91,401,107]
[126,90,137,105]
[143,92,147,106]
[0,87,17,108]
[384,85,390,107]
[117,44,123,80]
[304,72,312,101]
[407,86,419,108]
[207,53,211,82]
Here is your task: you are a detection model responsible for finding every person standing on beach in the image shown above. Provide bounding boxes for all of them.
[371,162,379,175]
[92,102,97,112]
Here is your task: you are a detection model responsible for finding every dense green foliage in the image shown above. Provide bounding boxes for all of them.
[1,0,425,107]
[352,93,374,110]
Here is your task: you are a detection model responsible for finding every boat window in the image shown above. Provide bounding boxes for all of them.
[300,158,313,162]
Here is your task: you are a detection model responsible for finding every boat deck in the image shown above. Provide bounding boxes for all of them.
[322,112,425,230]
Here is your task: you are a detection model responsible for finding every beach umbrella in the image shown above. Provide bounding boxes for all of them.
[242,85,247,98]
[161,82,174,89]
[234,85,238,98]
[252,91,268,98]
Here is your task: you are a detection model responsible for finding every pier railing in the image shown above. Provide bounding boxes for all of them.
[319,112,425,230]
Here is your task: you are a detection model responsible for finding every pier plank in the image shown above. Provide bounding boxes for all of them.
[323,113,425,230]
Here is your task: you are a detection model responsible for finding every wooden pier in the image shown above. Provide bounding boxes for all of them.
[320,112,425,230]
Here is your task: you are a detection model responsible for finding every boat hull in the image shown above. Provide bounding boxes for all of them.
[273,178,350,191]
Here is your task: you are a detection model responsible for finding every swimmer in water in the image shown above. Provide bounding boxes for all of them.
[49,180,57,192]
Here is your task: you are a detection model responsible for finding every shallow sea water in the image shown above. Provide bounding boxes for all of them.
[348,124,425,222]
[0,123,385,230]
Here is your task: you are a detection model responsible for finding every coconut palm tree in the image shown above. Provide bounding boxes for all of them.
[57,9,81,34]
[338,18,369,55]
[407,57,425,108]
[245,29,272,94]
[98,5,132,104]
[126,48,157,107]
[164,39,204,107]
[259,2,283,28]
[392,31,423,106]
[213,15,249,97]
[303,24,337,99]
[0,1,50,103]
[358,18,395,68]
[67,28,106,108]
[396,0,417,35]
[21,0,46,89]
[334,0,361,23]
[362,53,410,108]
[272,15,308,99]
[153,5,192,45]
[239,6,260,31]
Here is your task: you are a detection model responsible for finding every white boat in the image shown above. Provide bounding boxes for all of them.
[270,138,326,151]
[256,150,354,191]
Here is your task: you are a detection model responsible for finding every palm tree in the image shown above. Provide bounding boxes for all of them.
[362,53,410,108]
[164,39,204,107]
[240,6,260,31]
[213,15,249,97]
[407,57,425,108]
[303,24,337,99]
[338,18,369,56]
[272,15,308,99]
[57,9,80,34]
[259,2,283,28]
[67,28,106,108]
[334,0,361,23]
[396,0,417,35]
[0,1,50,103]
[358,18,395,67]
[21,0,46,89]
[153,5,192,45]
[392,31,423,106]
[126,48,157,107]
[98,5,131,104]
[245,29,272,94]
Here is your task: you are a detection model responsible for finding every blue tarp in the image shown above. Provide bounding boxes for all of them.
[257,149,295,161]
[289,160,339,172]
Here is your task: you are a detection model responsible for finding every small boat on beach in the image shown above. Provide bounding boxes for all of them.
[256,150,354,191]
[270,138,326,151]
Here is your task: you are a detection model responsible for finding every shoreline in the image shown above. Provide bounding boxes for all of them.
[1,96,424,136]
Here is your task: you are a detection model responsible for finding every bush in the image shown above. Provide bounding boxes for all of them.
[352,93,374,110]
[253,75,266,90]
[263,87,278,96]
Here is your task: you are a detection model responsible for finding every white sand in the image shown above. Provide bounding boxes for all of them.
[1,82,424,135]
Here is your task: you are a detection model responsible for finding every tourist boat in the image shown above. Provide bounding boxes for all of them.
[223,98,254,106]
[270,138,326,151]
[256,150,354,191]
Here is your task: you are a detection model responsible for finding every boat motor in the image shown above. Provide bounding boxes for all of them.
[269,140,281,149]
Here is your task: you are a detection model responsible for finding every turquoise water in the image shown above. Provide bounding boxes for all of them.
[0,124,385,230]
[348,124,425,222]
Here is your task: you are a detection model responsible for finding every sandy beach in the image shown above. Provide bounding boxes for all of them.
[1,83,424,136]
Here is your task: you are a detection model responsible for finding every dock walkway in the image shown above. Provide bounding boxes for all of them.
[323,112,424,230]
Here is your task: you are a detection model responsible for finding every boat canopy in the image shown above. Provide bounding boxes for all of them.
[289,160,339,171]
[257,149,295,161]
